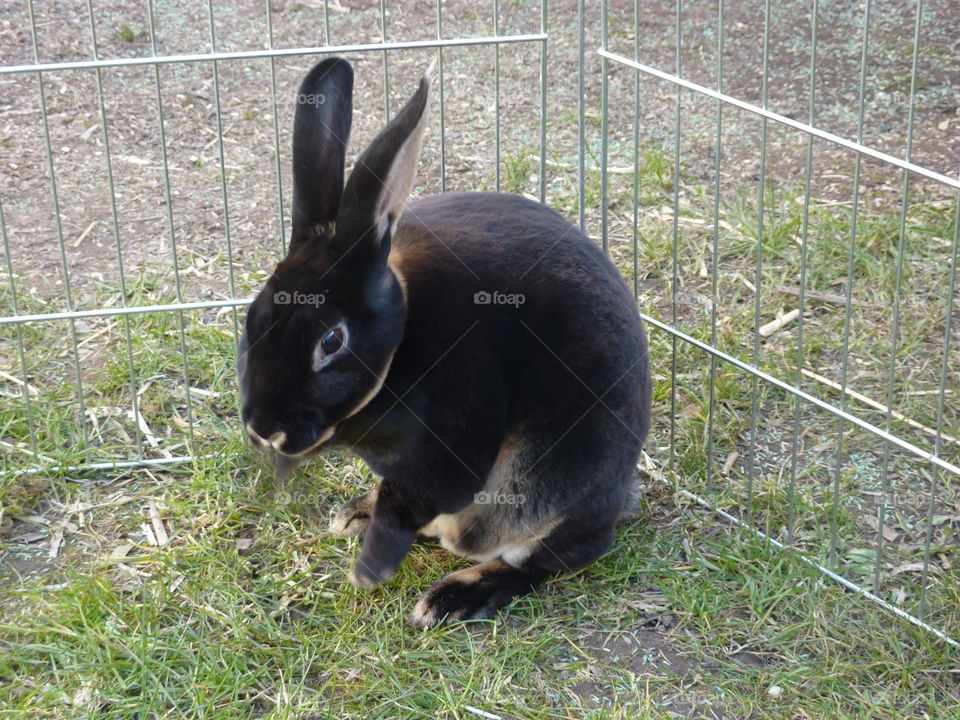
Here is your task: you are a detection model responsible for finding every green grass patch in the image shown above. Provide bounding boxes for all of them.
[2,143,958,718]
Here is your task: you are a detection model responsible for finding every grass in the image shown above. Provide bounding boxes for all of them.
[2,467,958,718]
[2,138,959,717]
[112,24,150,44]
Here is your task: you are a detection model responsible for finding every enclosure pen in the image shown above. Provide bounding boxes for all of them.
[599,0,960,648]
[1,1,959,703]
[0,1,549,472]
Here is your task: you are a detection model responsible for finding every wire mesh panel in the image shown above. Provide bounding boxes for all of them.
[597,0,959,645]
[0,1,548,474]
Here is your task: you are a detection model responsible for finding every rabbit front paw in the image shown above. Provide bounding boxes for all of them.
[347,557,393,589]
[346,510,417,590]
[328,490,377,537]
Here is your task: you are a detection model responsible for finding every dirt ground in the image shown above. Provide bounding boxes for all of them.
[0,0,957,308]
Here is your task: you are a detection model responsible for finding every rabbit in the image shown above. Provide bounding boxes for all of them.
[238,56,651,627]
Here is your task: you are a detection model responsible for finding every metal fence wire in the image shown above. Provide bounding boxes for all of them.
[0,1,957,646]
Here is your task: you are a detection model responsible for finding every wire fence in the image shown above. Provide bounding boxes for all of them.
[0,0,549,477]
[596,0,959,647]
[1,1,958,646]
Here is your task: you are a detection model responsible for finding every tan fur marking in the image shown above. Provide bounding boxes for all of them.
[310,221,335,239]
[446,567,484,584]
[329,487,379,537]
[386,254,408,304]
[348,565,393,590]
[407,599,437,627]
[497,518,560,567]
[418,513,458,540]
[417,433,545,560]
[285,425,335,458]
[343,347,396,421]
[245,423,266,446]
[378,77,430,236]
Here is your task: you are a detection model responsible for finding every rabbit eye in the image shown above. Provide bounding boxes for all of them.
[320,327,345,357]
[312,326,346,371]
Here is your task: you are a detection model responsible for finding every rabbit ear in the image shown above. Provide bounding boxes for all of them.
[290,57,354,253]
[335,71,430,266]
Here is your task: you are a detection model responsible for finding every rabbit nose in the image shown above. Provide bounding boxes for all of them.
[246,423,287,452]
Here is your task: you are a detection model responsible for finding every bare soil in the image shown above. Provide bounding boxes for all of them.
[1,0,956,307]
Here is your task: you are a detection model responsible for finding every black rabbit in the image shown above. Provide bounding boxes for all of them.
[238,57,651,626]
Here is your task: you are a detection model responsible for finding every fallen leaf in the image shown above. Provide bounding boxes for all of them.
[860,513,899,542]
[49,527,65,559]
[12,532,47,544]
[110,544,134,560]
[721,451,739,475]
[147,501,169,546]
[891,562,928,577]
